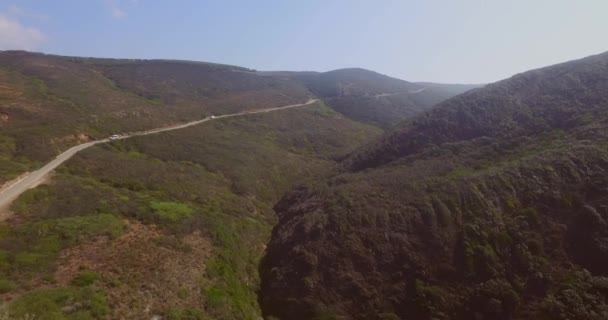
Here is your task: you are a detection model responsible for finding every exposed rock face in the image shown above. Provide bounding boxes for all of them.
[260,52,608,320]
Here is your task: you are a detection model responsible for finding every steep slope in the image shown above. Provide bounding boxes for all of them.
[347,52,608,170]
[260,51,608,320]
[271,68,477,128]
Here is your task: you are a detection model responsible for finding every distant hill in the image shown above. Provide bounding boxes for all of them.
[261,51,608,320]
[266,68,478,128]
[346,51,608,170]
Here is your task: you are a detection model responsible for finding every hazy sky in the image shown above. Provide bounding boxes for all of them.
[1,0,607,83]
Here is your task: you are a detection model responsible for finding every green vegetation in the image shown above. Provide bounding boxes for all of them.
[0,50,316,184]
[261,51,608,319]
[9,287,109,319]
[70,272,100,287]
[0,213,123,274]
[2,98,379,318]
[150,201,194,221]
[166,307,205,320]
[0,279,15,293]
[0,50,470,319]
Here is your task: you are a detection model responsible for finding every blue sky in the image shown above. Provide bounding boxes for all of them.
[1,0,607,83]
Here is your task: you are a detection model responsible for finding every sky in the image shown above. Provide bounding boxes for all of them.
[1,0,607,83]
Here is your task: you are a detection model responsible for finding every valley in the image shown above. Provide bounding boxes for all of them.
[4,49,608,320]
[0,51,469,319]
[1,2,605,319]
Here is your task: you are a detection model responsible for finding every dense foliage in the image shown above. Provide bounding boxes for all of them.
[261,51,608,319]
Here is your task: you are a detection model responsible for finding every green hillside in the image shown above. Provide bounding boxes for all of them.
[261,51,608,320]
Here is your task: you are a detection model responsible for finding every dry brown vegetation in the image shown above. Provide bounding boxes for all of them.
[55,222,212,319]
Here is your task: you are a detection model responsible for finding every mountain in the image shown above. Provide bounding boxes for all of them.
[0,51,469,187]
[346,51,608,171]
[0,50,310,185]
[260,51,608,320]
[265,68,479,128]
[0,50,488,319]
[0,50,476,318]
[0,50,386,319]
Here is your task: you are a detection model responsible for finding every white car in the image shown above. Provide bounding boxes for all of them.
[210,115,216,119]
[109,134,120,140]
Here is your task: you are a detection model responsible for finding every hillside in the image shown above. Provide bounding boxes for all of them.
[0,50,482,319]
[346,51,608,171]
[260,51,608,319]
[0,50,310,185]
[0,51,389,319]
[0,51,464,189]
[0,101,381,319]
[267,68,477,128]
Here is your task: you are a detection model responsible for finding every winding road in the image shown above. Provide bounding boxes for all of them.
[0,99,318,215]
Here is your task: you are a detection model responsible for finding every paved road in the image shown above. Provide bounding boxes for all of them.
[0,99,318,215]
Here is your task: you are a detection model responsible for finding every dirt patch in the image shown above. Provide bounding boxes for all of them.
[76,133,93,142]
[54,132,94,144]
[55,221,212,319]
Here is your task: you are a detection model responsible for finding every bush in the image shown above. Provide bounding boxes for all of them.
[71,271,100,287]
[9,287,109,319]
[44,214,124,241]
[14,252,48,271]
[150,201,194,222]
[521,207,540,225]
[0,279,15,293]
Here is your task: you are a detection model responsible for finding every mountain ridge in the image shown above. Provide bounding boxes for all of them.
[0,50,472,185]
[260,50,608,320]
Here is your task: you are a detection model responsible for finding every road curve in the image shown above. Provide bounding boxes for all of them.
[0,99,318,215]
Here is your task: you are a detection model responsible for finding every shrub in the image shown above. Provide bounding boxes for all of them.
[42,213,124,242]
[150,201,194,222]
[9,287,109,319]
[14,252,48,271]
[0,279,15,293]
[521,207,540,225]
[71,271,100,287]
[505,197,518,209]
